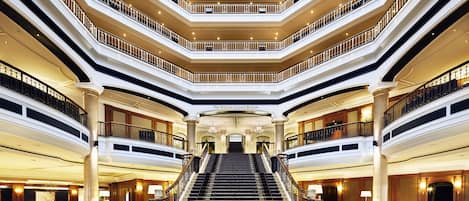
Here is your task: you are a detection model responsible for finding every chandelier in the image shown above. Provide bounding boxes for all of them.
[208,126,218,134]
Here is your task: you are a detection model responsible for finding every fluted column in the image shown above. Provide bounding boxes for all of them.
[84,90,99,201]
[184,115,199,155]
[372,88,390,201]
[272,115,288,154]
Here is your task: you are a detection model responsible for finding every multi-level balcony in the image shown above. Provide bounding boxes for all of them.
[93,0,375,52]
[58,0,407,83]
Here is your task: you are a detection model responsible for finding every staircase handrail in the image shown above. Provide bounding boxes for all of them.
[163,143,209,201]
[275,154,308,201]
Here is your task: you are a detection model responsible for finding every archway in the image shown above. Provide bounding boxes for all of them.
[227,134,245,153]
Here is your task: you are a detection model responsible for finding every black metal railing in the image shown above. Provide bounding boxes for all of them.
[285,121,373,150]
[385,61,469,126]
[0,60,87,125]
[98,122,187,150]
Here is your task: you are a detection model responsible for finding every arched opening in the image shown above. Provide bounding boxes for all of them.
[256,136,271,154]
[227,134,245,153]
[427,182,453,201]
[201,136,215,154]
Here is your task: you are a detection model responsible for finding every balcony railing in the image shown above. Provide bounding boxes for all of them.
[98,121,187,150]
[285,121,373,150]
[61,0,408,83]
[385,61,469,126]
[96,0,372,51]
[0,60,87,126]
[174,0,295,14]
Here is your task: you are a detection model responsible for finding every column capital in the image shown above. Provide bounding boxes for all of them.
[76,82,104,95]
[183,114,199,123]
[368,82,396,95]
[272,115,288,124]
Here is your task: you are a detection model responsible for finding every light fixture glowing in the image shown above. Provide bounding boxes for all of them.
[419,180,426,190]
[250,2,253,5]
[71,189,78,195]
[274,37,278,40]
[310,10,314,14]
[193,37,197,40]
[217,2,220,5]
[427,187,433,192]
[14,187,24,194]
[216,37,220,40]
[161,23,165,26]
[275,32,279,36]
[454,180,462,189]
[345,32,349,36]
[192,32,196,35]
[136,183,143,192]
[123,33,127,37]
[337,183,343,193]
[128,4,132,7]
[309,50,313,54]
[157,10,162,15]
[158,50,162,54]
[249,37,253,40]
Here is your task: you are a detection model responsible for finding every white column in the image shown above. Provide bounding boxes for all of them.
[84,90,99,201]
[272,115,288,155]
[371,88,389,201]
[184,115,199,155]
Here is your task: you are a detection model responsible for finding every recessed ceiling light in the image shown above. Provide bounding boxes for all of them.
[36,33,40,37]
[345,32,349,36]
[123,33,127,37]
[193,37,197,40]
[275,32,279,36]
[339,3,343,7]
[274,37,278,40]
[192,32,196,35]
[161,23,165,26]
[431,32,435,35]
[158,50,162,54]
[217,36,220,40]
[250,2,253,5]
[310,50,313,53]
[310,10,314,14]
[217,2,220,5]
[306,22,310,26]
[249,37,253,40]
[158,10,162,15]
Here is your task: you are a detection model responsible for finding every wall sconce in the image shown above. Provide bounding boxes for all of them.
[454,178,462,189]
[14,186,24,194]
[336,183,343,193]
[135,183,143,192]
[71,189,78,195]
[419,179,427,191]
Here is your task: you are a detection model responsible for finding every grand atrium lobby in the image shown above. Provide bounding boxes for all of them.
[0,0,468,201]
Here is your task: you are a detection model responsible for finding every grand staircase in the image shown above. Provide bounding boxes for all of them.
[187,153,285,201]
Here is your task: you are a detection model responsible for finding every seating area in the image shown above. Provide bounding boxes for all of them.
[188,153,284,200]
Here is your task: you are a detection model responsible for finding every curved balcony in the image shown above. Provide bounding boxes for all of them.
[97,122,187,168]
[93,0,373,52]
[172,0,296,14]
[98,122,187,150]
[384,61,469,126]
[285,121,373,150]
[60,0,408,83]
[0,61,87,125]
[0,60,89,155]
[382,61,469,156]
